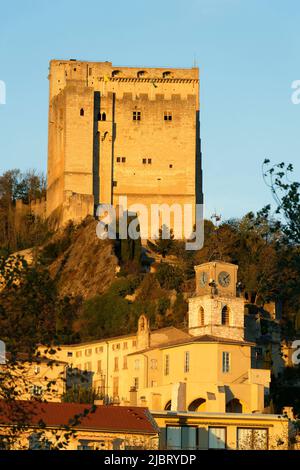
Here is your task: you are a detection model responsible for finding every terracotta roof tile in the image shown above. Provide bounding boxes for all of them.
[0,401,158,435]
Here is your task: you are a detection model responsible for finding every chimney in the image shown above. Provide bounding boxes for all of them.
[129,387,137,406]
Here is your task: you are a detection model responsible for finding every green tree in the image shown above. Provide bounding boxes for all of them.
[147,225,175,258]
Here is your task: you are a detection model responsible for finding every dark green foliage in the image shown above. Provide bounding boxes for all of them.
[147,224,175,258]
[108,275,142,297]
[155,262,184,291]
[75,291,139,340]
[0,169,49,253]
[263,160,300,243]
[63,385,102,404]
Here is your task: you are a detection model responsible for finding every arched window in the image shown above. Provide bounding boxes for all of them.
[226,398,243,413]
[164,400,172,411]
[198,306,205,326]
[80,108,84,116]
[162,71,172,78]
[188,398,206,412]
[97,112,101,121]
[112,70,121,77]
[137,70,146,78]
[102,112,106,121]
[221,305,230,325]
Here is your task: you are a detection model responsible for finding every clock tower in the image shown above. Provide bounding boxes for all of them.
[189,261,245,341]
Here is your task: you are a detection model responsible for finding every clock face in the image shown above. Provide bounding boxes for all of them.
[199,271,208,287]
[218,271,231,287]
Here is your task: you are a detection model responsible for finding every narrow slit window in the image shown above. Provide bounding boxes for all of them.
[80,108,84,116]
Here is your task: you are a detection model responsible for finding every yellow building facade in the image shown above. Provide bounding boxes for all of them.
[46,59,203,231]
[154,410,290,450]
[44,261,270,414]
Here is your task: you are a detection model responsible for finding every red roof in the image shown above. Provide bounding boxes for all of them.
[0,401,158,435]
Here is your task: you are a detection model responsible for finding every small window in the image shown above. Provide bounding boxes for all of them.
[148,158,152,164]
[134,377,139,389]
[112,70,121,77]
[116,157,121,163]
[184,351,190,373]
[114,357,119,371]
[122,157,126,163]
[123,342,128,350]
[137,70,146,78]
[222,352,230,373]
[97,360,102,373]
[85,349,92,357]
[113,181,117,187]
[150,359,157,369]
[163,71,172,78]
[89,68,92,76]
[132,340,137,347]
[164,354,170,376]
[102,112,106,121]
[169,164,173,169]
[164,112,172,121]
[133,111,141,121]
[123,357,128,369]
[142,158,147,164]
[67,352,73,357]
[80,108,84,116]
[76,351,82,358]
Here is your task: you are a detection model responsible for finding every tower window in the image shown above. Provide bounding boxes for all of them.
[142,158,147,164]
[116,157,126,163]
[113,181,117,187]
[80,108,84,116]
[116,157,121,163]
[164,112,172,121]
[169,164,173,169]
[221,305,230,325]
[133,111,141,121]
[148,158,152,164]
[97,112,106,121]
[122,157,126,163]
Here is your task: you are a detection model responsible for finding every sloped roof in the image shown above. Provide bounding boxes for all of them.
[0,401,158,435]
[128,334,254,355]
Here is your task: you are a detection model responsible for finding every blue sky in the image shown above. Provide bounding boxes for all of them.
[0,0,299,220]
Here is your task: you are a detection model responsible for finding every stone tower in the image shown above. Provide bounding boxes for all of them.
[188,261,245,340]
[46,60,203,233]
